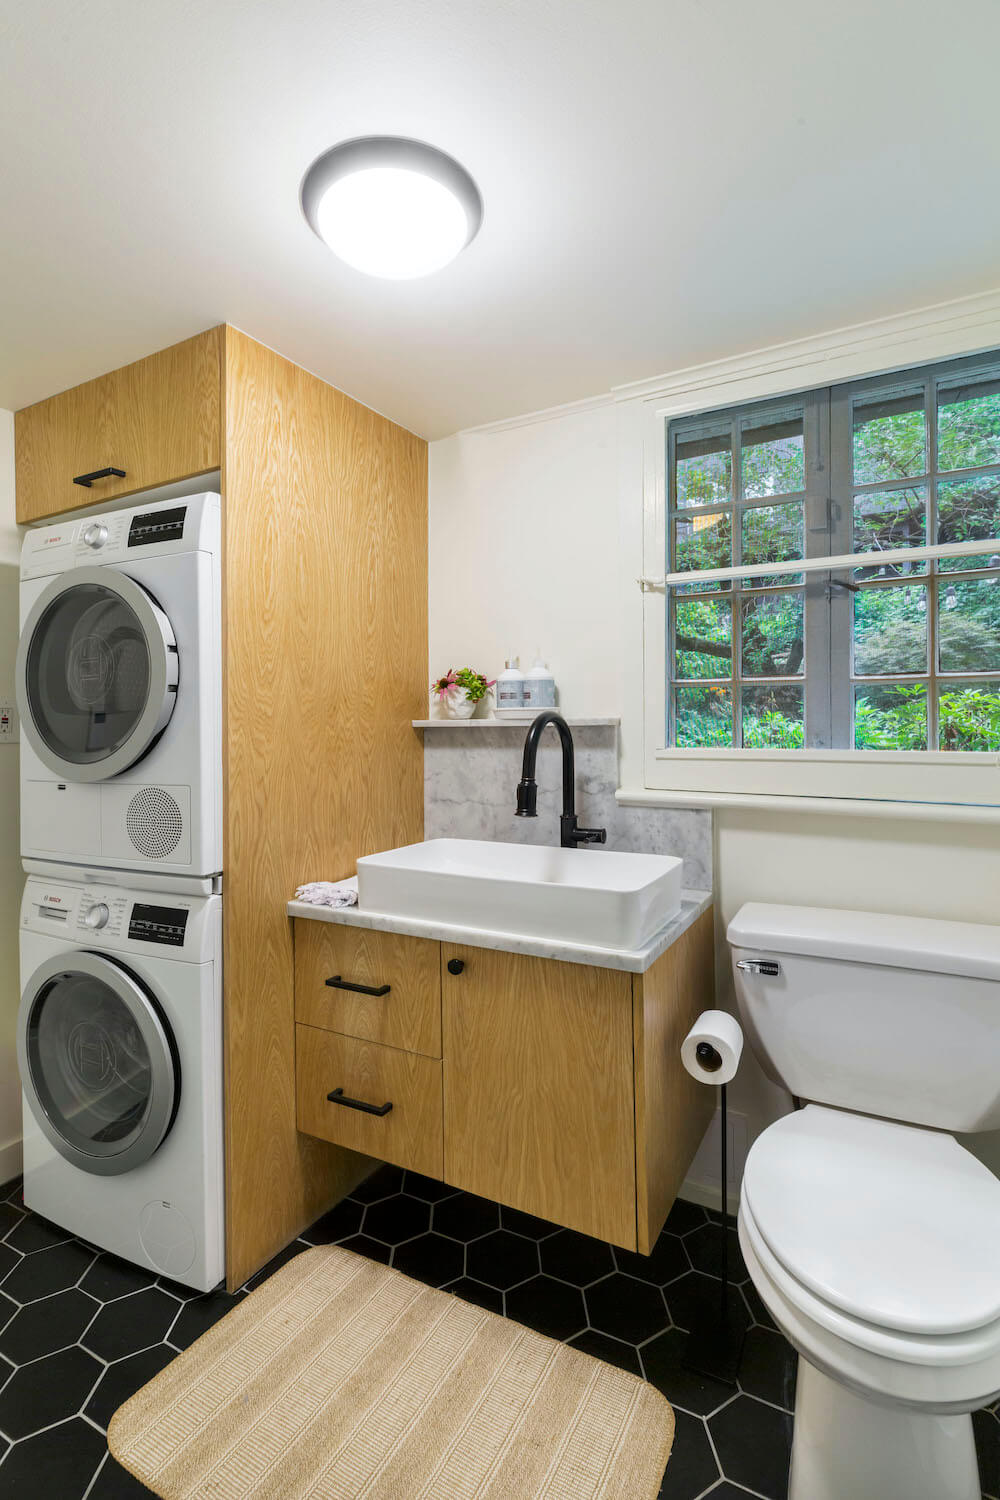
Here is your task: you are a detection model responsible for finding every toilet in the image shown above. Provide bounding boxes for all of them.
[728,902,1000,1500]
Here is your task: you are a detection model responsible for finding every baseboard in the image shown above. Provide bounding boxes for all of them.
[677,1178,740,1218]
[0,1138,22,1188]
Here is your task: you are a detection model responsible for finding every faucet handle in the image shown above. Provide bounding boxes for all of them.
[573,826,607,846]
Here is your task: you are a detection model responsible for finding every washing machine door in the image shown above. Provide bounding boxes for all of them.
[17,951,180,1177]
[16,566,178,782]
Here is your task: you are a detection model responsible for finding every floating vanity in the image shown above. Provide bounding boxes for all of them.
[289,843,714,1256]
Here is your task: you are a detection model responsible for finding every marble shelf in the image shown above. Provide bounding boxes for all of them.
[413,717,620,729]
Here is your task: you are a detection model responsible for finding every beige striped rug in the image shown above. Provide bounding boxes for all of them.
[108,1245,674,1499]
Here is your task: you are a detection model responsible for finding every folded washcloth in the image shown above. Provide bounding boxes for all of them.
[294,877,359,909]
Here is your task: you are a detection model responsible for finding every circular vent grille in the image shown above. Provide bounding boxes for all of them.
[126,788,183,859]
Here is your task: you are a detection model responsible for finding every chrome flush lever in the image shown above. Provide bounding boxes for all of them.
[737,958,782,976]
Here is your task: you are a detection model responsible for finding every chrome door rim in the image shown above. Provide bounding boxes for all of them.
[17,950,179,1176]
[16,566,178,782]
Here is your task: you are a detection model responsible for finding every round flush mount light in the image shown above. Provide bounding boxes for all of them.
[300,136,483,280]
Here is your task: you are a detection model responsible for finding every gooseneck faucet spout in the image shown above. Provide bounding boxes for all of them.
[515,711,607,849]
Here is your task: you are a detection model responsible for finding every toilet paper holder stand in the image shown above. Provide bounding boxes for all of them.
[681,1043,746,1386]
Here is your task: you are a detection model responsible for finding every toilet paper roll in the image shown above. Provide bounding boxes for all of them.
[681,1009,744,1086]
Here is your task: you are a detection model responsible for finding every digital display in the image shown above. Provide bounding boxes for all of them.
[127,506,187,548]
[128,903,189,947]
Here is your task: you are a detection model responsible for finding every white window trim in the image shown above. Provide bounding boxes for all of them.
[616,286,1000,813]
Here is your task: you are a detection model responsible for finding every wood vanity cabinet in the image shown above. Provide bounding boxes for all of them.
[293,907,716,1255]
[14,329,222,523]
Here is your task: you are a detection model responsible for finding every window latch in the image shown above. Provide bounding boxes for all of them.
[827,576,859,596]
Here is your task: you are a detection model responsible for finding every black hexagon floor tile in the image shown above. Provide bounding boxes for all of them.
[0,1344,103,1440]
[567,1328,643,1377]
[298,1197,364,1246]
[506,1275,587,1341]
[539,1228,614,1286]
[432,1191,501,1242]
[403,1171,460,1203]
[614,1232,690,1287]
[684,1223,749,1285]
[738,1326,797,1412]
[0,1288,98,1365]
[1,1238,96,1303]
[0,1178,993,1500]
[641,1327,735,1417]
[658,1407,720,1498]
[243,1241,309,1293]
[0,1415,105,1496]
[391,1232,464,1287]
[82,1288,178,1362]
[708,1393,793,1500]
[364,1194,431,1246]
[465,1230,539,1290]
[85,1343,178,1431]
[347,1164,404,1203]
[80,1254,159,1304]
[586,1272,669,1345]
[0,1244,20,1286]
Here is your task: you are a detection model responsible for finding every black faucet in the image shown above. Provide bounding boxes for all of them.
[515,711,607,849]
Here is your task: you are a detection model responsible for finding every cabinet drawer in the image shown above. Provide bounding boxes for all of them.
[296,1025,443,1178]
[294,922,441,1057]
[15,329,221,523]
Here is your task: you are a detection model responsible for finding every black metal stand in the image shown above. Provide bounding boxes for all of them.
[681,1080,745,1385]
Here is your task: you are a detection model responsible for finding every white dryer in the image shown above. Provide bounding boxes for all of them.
[18,874,224,1292]
[17,493,222,878]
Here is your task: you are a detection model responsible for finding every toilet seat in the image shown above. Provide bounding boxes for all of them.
[742,1105,1000,1337]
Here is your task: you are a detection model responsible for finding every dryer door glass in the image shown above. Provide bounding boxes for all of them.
[21,955,178,1177]
[18,570,178,783]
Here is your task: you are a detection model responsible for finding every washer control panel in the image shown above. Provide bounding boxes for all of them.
[20,878,214,961]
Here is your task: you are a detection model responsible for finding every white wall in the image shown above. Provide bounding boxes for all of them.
[427,396,1000,1189]
[428,402,623,711]
[0,412,22,1183]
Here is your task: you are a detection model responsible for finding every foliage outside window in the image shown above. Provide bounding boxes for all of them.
[666,354,1000,754]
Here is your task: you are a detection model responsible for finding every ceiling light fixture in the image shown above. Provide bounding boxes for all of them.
[300,136,483,280]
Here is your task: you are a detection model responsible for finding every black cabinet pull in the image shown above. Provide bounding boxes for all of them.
[325,974,391,997]
[447,958,464,975]
[326,1087,393,1117]
[72,467,126,488]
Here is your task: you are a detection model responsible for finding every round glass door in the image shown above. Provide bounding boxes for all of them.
[18,953,179,1176]
[16,567,178,782]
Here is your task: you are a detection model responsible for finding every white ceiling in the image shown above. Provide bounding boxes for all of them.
[1,0,998,439]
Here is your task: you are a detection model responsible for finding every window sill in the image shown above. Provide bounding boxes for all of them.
[616,786,1000,823]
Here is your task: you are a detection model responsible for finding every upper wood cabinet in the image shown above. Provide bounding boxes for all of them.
[14,328,221,523]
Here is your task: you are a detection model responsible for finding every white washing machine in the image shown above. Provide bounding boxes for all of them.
[16,492,222,879]
[18,874,224,1292]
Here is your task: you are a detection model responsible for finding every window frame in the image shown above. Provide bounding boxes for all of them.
[626,307,1000,810]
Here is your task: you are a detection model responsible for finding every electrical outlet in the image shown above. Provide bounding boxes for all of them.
[0,703,18,742]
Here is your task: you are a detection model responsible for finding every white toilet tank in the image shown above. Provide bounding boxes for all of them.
[728,903,1000,1133]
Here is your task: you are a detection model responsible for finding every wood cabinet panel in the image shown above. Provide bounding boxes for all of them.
[441,945,637,1249]
[634,908,717,1254]
[221,327,427,1288]
[295,924,441,1057]
[296,1025,443,1178]
[15,329,221,522]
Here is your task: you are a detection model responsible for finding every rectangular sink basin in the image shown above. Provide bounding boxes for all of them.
[356,839,683,952]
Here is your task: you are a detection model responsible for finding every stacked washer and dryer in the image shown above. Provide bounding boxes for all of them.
[14,494,225,1291]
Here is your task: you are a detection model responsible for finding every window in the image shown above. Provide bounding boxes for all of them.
[665,353,1000,756]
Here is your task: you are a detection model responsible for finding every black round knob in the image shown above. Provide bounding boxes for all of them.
[447,958,465,976]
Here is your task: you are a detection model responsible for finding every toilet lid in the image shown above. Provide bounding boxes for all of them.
[743,1106,1000,1336]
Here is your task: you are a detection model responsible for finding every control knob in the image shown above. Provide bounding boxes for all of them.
[83,903,110,930]
[82,522,109,549]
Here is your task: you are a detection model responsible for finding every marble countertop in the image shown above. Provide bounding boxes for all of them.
[286,888,712,973]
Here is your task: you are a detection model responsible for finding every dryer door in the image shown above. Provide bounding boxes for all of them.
[17,951,180,1177]
[16,567,178,782]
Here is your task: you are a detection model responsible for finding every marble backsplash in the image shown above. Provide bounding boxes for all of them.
[423,724,712,891]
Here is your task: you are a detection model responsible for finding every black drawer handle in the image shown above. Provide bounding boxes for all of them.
[326,1087,393,1117]
[325,974,391,997]
[73,467,126,488]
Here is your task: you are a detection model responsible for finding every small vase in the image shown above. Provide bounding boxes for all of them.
[446,688,478,719]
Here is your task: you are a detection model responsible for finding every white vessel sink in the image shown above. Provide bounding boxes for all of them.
[356,839,683,951]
